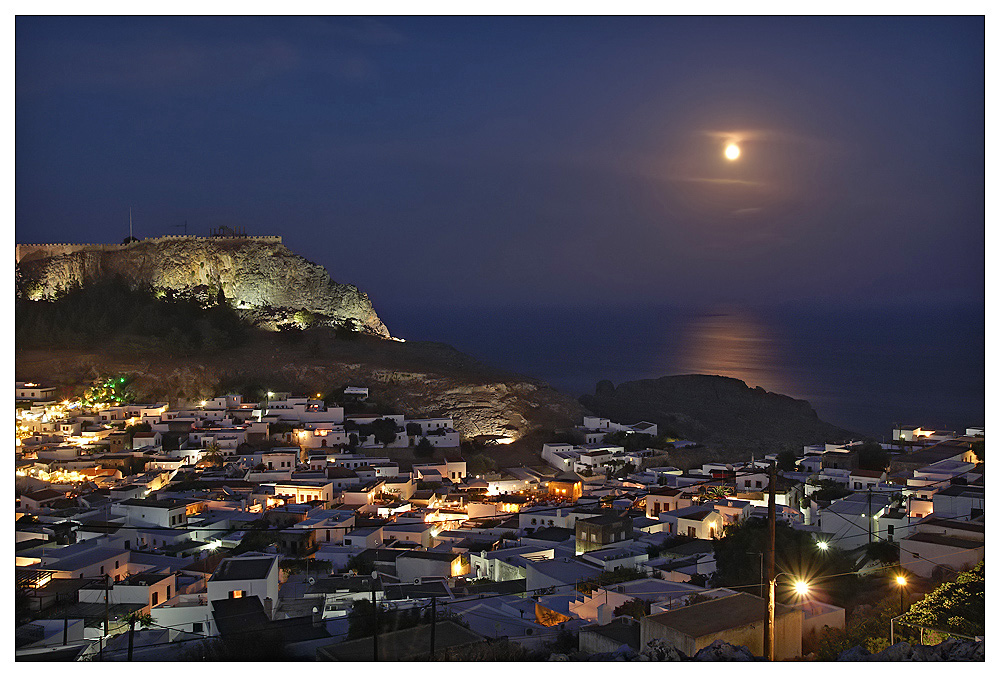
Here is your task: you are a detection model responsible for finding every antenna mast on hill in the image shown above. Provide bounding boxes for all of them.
[129,208,133,240]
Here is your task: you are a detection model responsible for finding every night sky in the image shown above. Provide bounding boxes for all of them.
[16,16,984,314]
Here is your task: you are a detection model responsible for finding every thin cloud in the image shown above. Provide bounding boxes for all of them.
[731,207,764,216]
[671,177,764,187]
[700,128,840,153]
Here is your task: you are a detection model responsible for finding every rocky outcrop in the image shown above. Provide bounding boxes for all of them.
[15,236,389,337]
[565,639,761,661]
[837,639,984,661]
[579,374,854,455]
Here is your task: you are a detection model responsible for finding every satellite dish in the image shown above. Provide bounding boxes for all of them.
[371,571,378,580]
[307,576,316,586]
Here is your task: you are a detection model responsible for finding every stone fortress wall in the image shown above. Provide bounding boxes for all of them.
[15,234,283,264]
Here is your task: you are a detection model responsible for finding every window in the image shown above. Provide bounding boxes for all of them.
[229,590,244,599]
[166,586,171,599]
[100,566,104,575]
[115,560,119,568]
[152,591,159,605]
[688,527,697,538]
[192,622,204,633]
[854,482,861,490]
[755,480,762,489]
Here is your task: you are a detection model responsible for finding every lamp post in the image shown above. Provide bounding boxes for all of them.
[768,572,810,661]
[896,573,907,616]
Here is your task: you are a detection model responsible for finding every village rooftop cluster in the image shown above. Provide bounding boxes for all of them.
[14,380,984,660]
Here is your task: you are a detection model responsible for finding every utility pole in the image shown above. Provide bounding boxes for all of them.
[127,615,136,661]
[765,460,776,662]
[104,573,110,637]
[868,487,873,545]
[429,596,437,660]
[371,572,379,661]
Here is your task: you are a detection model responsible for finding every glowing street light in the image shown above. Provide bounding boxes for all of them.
[896,573,908,614]
[816,541,829,551]
[768,571,812,660]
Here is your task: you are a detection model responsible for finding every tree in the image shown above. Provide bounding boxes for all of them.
[466,452,497,477]
[602,431,654,453]
[124,421,152,447]
[855,441,890,471]
[405,422,422,438]
[865,540,899,565]
[202,442,224,467]
[776,449,798,471]
[814,594,905,659]
[124,611,153,660]
[898,561,984,638]
[713,517,859,605]
[371,418,398,446]
[414,436,435,458]
[614,598,651,620]
[970,439,984,461]
[811,479,852,503]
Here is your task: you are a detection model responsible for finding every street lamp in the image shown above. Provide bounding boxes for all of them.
[896,573,908,615]
[816,540,829,551]
[768,571,811,661]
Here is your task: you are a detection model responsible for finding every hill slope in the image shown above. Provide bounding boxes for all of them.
[15,329,585,444]
[580,374,855,455]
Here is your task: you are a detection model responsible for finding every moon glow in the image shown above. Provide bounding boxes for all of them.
[725,143,741,160]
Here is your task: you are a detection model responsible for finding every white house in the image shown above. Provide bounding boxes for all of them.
[817,492,894,550]
[207,553,281,619]
[645,488,693,519]
[113,497,191,529]
[899,518,984,577]
[659,506,725,540]
[15,382,57,401]
[541,443,580,472]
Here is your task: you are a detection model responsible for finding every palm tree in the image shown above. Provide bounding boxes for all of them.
[203,441,223,467]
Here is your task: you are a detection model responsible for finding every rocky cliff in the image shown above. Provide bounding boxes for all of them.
[15,236,389,337]
[580,374,854,455]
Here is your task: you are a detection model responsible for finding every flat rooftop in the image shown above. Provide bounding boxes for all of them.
[209,556,275,582]
[645,592,797,638]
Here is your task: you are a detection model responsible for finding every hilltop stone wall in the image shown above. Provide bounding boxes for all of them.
[15,235,389,337]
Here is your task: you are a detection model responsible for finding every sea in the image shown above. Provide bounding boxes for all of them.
[376,302,985,439]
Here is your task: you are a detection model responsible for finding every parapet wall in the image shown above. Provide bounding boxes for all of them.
[15,234,282,264]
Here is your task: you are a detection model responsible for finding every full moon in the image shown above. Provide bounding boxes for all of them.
[725,143,741,160]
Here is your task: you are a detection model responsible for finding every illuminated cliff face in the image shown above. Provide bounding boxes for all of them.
[15,237,390,337]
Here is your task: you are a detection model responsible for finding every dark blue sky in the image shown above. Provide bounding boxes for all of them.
[16,16,984,312]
